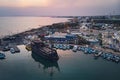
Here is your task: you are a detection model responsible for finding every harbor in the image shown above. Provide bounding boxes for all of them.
[0,15,120,63]
[0,0,120,80]
[0,16,120,80]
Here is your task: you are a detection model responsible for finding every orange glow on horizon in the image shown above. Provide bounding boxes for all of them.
[0,0,50,7]
[20,0,50,7]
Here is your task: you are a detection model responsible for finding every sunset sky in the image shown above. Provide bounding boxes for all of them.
[0,0,120,16]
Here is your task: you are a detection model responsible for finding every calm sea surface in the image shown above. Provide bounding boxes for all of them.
[0,17,120,80]
[0,17,68,37]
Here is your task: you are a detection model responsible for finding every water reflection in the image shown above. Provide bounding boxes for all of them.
[31,53,60,79]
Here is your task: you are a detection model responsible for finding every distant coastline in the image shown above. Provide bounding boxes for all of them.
[0,17,69,37]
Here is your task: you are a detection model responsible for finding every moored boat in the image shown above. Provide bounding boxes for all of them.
[31,40,59,61]
[72,45,78,52]
[0,53,6,59]
[25,44,31,51]
[94,51,103,57]
[10,48,15,53]
[2,46,10,52]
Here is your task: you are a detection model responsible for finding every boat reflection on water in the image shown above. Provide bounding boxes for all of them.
[31,53,60,79]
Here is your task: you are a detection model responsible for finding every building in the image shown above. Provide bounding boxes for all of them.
[44,32,78,44]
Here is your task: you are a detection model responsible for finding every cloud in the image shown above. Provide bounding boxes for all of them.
[0,0,119,7]
[48,0,119,8]
[0,0,50,7]
[0,0,119,16]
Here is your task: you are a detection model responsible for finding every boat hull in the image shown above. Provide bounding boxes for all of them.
[32,50,59,61]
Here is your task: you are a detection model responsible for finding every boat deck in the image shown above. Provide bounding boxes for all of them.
[39,47,56,54]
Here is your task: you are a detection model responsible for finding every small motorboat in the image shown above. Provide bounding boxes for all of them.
[25,44,31,51]
[66,45,70,50]
[62,44,67,50]
[94,51,103,57]
[56,44,59,49]
[10,48,15,53]
[72,45,78,52]
[59,44,63,49]
[0,53,6,59]
[113,55,120,63]
[2,46,10,51]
